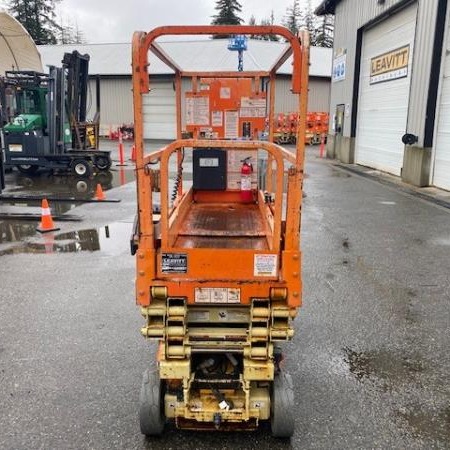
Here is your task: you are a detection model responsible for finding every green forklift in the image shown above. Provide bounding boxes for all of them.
[0,51,111,177]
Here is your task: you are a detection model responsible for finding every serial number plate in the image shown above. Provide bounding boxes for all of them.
[195,288,240,304]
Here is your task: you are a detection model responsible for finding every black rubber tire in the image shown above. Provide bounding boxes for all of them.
[271,371,295,438]
[139,369,165,437]
[75,179,89,193]
[94,155,112,171]
[71,159,93,178]
[17,164,39,174]
[311,135,321,145]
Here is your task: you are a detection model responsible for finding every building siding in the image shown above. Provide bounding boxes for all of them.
[90,75,331,136]
[87,78,133,135]
[275,77,331,113]
[329,0,439,148]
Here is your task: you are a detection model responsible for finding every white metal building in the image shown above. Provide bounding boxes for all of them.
[317,0,450,190]
[38,40,332,139]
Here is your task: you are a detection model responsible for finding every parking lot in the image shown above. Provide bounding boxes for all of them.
[0,143,449,449]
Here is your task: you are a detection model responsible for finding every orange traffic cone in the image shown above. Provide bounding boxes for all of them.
[129,144,136,162]
[36,199,60,233]
[95,183,106,201]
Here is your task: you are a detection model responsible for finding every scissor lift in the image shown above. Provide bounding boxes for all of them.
[131,25,309,437]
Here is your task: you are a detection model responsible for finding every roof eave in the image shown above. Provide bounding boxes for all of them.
[315,0,340,16]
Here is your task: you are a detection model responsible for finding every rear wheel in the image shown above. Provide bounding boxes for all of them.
[311,134,320,145]
[139,369,165,437]
[71,159,93,178]
[93,154,112,171]
[271,371,295,438]
[17,164,39,174]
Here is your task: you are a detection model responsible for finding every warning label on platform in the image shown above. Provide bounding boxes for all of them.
[161,253,188,273]
[254,254,278,277]
[195,288,241,303]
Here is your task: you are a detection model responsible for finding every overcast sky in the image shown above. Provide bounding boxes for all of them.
[1,0,323,44]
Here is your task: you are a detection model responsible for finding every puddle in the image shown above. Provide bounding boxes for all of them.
[331,170,351,178]
[0,222,131,256]
[0,200,79,244]
[109,167,136,187]
[343,347,426,384]
[430,237,450,246]
[397,405,450,443]
[0,221,43,245]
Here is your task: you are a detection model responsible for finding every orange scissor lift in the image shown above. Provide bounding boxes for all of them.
[132,25,309,437]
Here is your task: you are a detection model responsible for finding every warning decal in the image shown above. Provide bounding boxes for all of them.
[195,288,241,304]
[161,253,188,274]
[254,254,278,277]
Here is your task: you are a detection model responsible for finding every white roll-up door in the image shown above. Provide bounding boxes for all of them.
[433,19,450,190]
[355,3,417,175]
[143,79,176,140]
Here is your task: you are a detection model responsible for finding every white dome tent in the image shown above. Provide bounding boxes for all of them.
[0,9,42,75]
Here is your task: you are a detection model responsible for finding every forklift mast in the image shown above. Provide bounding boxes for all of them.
[46,51,99,153]
[63,50,89,125]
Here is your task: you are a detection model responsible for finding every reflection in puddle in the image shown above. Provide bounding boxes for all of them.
[343,347,425,383]
[4,170,118,197]
[396,405,450,442]
[110,167,135,188]
[0,222,131,256]
[0,169,136,249]
[0,221,39,245]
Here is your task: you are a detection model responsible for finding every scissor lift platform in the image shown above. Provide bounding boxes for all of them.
[175,202,269,250]
[131,25,309,437]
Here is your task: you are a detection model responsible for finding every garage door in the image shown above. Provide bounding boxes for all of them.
[143,80,176,140]
[355,3,417,175]
[433,21,450,190]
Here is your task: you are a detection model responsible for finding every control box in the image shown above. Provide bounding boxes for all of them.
[193,148,226,190]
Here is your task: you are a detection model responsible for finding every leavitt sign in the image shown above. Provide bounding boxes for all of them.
[370,44,410,85]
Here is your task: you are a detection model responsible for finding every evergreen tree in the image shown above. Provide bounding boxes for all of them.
[73,22,86,45]
[248,14,257,39]
[261,10,279,42]
[8,0,61,45]
[247,13,278,42]
[281,0,334,47]
[58,16,74,44]
[211,0,243,37]
[315,14,334,48]
[300,0,316,40]
[282,0,301,36]
[58,16,86,44]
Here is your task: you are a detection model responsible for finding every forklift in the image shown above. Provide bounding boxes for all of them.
[131,25,309,437]
[0,51,111,177]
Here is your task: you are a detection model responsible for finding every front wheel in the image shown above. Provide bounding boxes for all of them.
[70,159,93,178]
[271,371,295,438]
[17,164,39,174]
[139,369,165,437]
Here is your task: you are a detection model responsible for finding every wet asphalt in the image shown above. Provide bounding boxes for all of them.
[0,144,449,449]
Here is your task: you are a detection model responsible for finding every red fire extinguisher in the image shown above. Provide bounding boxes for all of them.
[240,157,253,203]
